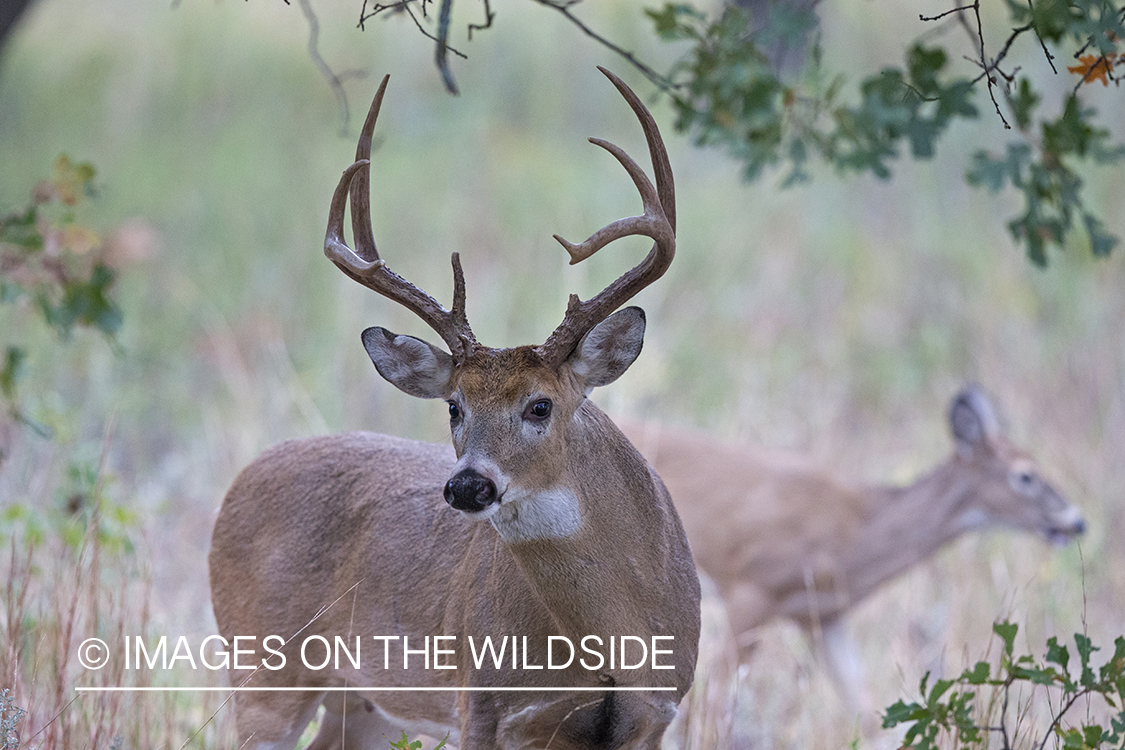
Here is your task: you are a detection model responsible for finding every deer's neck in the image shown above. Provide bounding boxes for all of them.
[842,458,977,599]
[500,404,697,649]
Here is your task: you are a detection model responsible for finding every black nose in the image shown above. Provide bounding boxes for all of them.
[444,469,498,512]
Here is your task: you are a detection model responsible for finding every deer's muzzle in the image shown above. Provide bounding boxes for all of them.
[444,469,499,513]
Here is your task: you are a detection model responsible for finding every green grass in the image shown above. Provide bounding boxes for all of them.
[1,0,1123,746]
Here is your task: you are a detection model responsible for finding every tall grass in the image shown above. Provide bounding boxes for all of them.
[0,0,1122,746]
[1,427,236,746]
[1,544,236,747]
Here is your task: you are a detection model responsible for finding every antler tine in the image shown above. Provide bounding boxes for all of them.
[324,76,476,361]
[552,137,666,264]
[348,74,389,263]
[535,67,676,368]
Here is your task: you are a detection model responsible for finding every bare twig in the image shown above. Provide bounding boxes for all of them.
[998,676,1013,750]
[297,0,366,135]
[468,0,494,40]
[920,7,965,22]
[988,22,1035,78]
[1028,0,1057,73]
[358,0,412,30]
[972,0,1012,128]
[1035,688,1095,750]
[920,0,1031,125]
[528,0,679,93]
[405,5,467,58]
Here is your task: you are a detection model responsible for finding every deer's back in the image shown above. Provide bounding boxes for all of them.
[622,421,870,629]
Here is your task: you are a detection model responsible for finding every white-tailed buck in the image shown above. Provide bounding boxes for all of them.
[624,386,1084,696]
[209,68,700,750]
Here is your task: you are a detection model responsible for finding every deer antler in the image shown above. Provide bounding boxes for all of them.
[324,75,477,361]
[535,66,676,369]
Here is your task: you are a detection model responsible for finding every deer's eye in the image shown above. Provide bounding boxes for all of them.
[525,399,552,421]
[1010,469,1037,492]
[448,401,461,421]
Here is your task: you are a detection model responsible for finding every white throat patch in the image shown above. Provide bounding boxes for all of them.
[957,508,995,531]
[490,487,583,543]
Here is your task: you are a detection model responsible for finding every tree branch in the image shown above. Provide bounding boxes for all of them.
[468,0,495,40]
[435,0,458,94]
[298,0,366,135]
[528,0,679,93]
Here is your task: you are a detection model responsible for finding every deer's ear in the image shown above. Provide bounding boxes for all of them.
[565,307,646,394]
[949,384,1000,457]
[362,327,455,399]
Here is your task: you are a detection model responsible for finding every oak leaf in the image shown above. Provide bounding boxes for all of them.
[1067,54,1116,86]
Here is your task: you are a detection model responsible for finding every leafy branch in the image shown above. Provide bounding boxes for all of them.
[0,156,124,446]
[302,0,1122,266]
[884,621,1125,750]
[389,730,449,749]
[647,0,1124,266]
[1,688,26,750]
[353,0,676,95]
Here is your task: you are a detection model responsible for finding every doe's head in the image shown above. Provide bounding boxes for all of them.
[948,384,1085,545]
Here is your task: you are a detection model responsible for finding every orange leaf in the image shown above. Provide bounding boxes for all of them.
[1067,54,1116,86]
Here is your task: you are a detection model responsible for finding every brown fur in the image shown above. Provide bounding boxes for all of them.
[210,349,700,750]
[622,398,1083,660]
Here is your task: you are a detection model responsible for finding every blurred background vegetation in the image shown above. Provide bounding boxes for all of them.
[0,0,1122,746]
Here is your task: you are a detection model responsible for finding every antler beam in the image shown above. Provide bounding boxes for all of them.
[324,74,476,361]
[535,66,676,368]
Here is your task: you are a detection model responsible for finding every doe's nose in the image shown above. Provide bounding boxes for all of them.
[444,469,498,513]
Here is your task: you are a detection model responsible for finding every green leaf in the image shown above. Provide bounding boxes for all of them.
[883,699,925,728]
[0,205,42,250]
[1083,213,1119,257]
[755,0,819,51]
[1047,636,1071,671]
[1061,727,1086,750]
[1083,724,1105,748]
[1102,637,1125,683]
[994,621,1019,656]
[1043,96,1104,159]
[388,731,422,749]
[1025,666,1062,686]
[42,263,123,340]
[1010,78,1040,131]
[645,3,705,41]
[0,346,26,402]
[967,151,1010,192]
[927,678,955,706]
[1077,632,1100,688]
[1021,0,1077,43]
[937,80,976,119]
[959,661,992,685]
[1109,711,1125,746]
[906,44,947,97]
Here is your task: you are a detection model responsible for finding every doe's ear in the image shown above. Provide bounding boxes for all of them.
[949,384,1001,457]
[566,306,646,394]
[362,327,455,399]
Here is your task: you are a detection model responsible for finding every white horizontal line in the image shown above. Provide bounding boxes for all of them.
[75,686,677,693]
